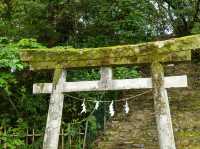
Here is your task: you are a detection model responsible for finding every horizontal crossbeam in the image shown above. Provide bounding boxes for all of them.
[19,35,200,70]
[33,75,187,94]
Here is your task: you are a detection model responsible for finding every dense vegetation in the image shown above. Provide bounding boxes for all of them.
[0,0,199,148]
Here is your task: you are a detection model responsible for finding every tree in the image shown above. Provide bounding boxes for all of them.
[153,0,200,36]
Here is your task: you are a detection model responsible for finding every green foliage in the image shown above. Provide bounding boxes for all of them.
[192,23,200,34]
[153,0,200,36]
[1,0,199,47]
[0,43,23,70]
[0,37,9,44]
[0,72,16,93]
[67,69,100,81]
[0,0,185,47]
[0,38,44,94]
[114,66,140,79]
[0,40,23,96]
[0,38,48,129]
[17,38,44,49]
[0,119,27,149]
[88,116,97,133]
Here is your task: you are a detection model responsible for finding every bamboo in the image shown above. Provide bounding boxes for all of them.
[26,128,28,145]
[83,120,89,149]
[61,129,64,149]
[32,129,35,142]
[68,123,71,149]
[32,129,35,147]
[4,128,7,149]
[104,115,106,131]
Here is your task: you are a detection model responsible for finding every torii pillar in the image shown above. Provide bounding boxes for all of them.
[20,34,200,149]
[151,61,176,149]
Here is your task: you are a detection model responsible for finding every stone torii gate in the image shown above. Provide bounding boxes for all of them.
[20,35,200,149]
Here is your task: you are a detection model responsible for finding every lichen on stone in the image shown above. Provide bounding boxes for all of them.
[20,34,200,70]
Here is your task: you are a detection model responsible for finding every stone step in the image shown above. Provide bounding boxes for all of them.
[97,141,145,149]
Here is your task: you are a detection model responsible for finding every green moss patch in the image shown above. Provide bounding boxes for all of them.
[20,34,200,70]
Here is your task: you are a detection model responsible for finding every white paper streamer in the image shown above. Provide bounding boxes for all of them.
[109,100,114,117]
[124,100,129,114]
[10,67,16,73]
[81,100,86,113]
[94,101,100,110]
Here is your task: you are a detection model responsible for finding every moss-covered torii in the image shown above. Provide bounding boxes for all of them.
[20,35,200,70]
[20,34,200,149]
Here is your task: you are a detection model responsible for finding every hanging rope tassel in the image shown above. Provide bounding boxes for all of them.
[124,100,129,114]
[81,99,87,113]
[94,101,100,110]
[109,100,115,117]
[10,66,16,73]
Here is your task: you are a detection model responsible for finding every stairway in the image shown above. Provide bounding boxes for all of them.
[95,91,159,149]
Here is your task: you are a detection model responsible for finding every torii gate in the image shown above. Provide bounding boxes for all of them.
[20,35,200,149]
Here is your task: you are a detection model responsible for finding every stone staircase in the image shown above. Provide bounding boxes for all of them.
[95,91,159,149]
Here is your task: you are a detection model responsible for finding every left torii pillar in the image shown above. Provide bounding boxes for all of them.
[43,68,66,149]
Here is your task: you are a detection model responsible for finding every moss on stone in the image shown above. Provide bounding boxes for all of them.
[52,68,63,86]
[176,130,200,138]
[20,34,200,70]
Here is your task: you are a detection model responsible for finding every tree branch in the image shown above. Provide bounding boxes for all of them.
[193,0,200,22]
[1,90,19,115]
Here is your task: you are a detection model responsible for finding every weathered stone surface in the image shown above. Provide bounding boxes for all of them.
[95,62,200,149]
[18,35,200,70]
[151,62,176,149]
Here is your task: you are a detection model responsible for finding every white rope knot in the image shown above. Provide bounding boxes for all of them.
[109,100,115,117]
[81,99,87,113]
[124,100,129,114]
[10,66,16,73]
[94,101,100,110]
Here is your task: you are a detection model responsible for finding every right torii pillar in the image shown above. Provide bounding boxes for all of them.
[151,61,176,149]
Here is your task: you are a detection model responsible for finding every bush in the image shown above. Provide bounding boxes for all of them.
[17,38,44,49]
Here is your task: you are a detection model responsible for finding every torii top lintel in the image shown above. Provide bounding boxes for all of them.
[20,35,200,70]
